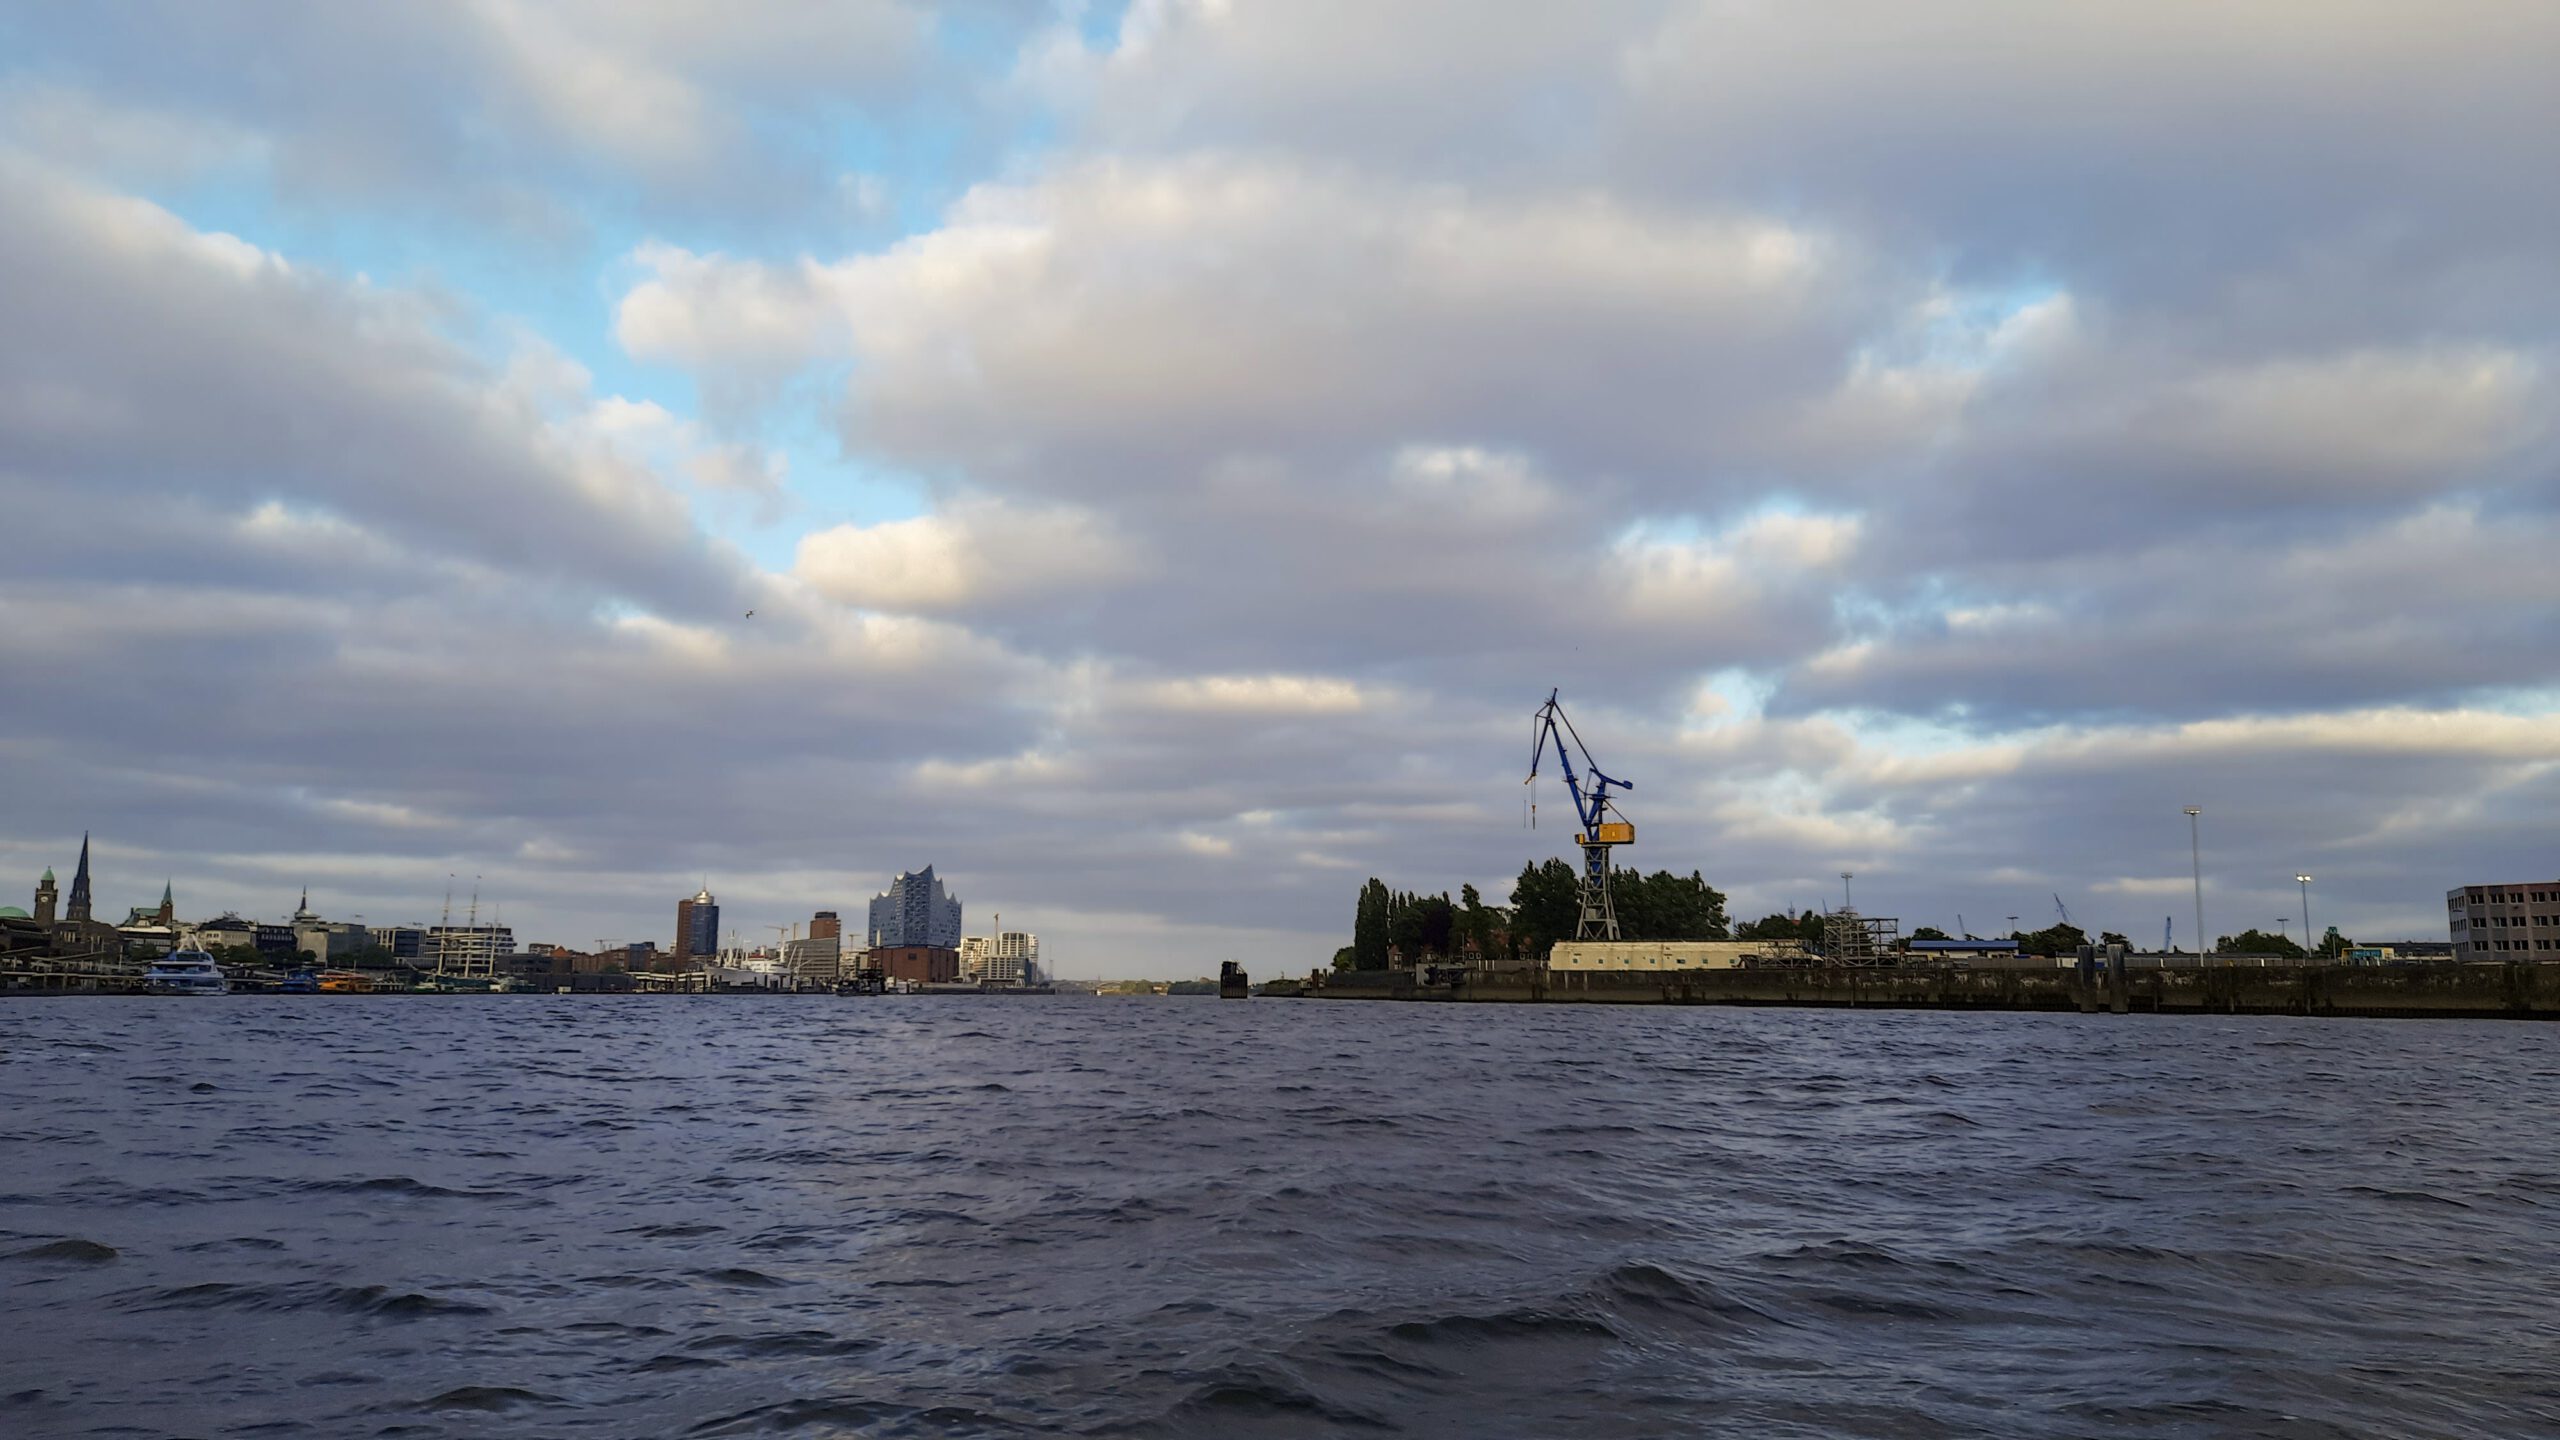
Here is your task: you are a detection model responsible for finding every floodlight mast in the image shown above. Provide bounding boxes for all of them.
[1525,689,1635,941]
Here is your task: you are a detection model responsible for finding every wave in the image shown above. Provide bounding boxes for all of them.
[6,1238,117,1263]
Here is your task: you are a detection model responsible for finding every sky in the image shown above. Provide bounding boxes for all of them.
[2,1,2554,976]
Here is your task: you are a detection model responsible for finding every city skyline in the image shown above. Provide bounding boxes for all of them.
[4,6,2556,977]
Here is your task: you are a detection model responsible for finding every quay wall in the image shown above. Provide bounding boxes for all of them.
[1302,963,2560,1020]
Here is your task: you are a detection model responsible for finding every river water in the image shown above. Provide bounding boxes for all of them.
[1,998,2554,1438]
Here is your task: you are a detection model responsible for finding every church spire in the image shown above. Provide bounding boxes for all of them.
[66,832,93,924]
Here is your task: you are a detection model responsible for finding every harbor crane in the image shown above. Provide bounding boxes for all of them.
[1526,688,1635,941]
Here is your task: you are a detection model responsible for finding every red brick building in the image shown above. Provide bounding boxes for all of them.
[869,944,959,984]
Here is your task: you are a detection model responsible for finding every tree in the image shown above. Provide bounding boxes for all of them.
[1613,870,1730,941]
[1909,926,1951,943]
[1331,945,1358,972]
[1353,878,1391,970]
[1736,910,1825,945]
[2012,923,2087,957]
[2217,928,2306,958]
[1509,859,1580,959]
[2099,931,2130,948]
[1458,884,1499,961]
[2317,926,2350,959]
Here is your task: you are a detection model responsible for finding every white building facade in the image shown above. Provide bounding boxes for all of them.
[2449,880,2560,961]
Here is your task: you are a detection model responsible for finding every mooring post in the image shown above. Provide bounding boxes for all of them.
[2076,943,2098,1013]
[2107,942,2129,1014]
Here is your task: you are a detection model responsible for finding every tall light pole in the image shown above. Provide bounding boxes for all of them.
[2296,874,2314,955]
[2185,807,2205,963]
[1841,872,1855,913]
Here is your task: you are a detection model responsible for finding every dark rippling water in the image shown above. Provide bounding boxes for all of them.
[3,999,2557,1438]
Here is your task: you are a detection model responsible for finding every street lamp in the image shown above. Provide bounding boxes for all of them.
[2296,874,2315,956]
[2185,807,2205,962]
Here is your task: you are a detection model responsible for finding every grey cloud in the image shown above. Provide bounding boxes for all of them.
[0,157,749,619]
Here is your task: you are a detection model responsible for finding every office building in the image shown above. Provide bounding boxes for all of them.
[369,926,428,961]
[811,910,841,942]
[867,866,961,949]
[426,925,515,968]
[2448,880,2560,960]
[675,886,719,965]
[783,934,841,983]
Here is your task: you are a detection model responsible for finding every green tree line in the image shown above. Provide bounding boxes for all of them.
[1338,861,1729,970]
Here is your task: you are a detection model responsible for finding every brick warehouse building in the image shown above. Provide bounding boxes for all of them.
[869,944,960,984]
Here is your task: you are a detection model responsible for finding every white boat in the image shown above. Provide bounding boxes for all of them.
[141,947,231,996]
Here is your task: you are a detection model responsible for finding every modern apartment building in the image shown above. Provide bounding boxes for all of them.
[2447,880,2560,961]
[982,930,1040,985]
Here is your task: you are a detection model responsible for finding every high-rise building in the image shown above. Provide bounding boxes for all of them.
[65,833,92,924]
[867,866,961,949]
[810,910,841,942]
[675,886,719,964]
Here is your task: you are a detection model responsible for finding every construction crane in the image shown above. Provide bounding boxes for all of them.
[1525,688,1635,941]
[2052,893,2073,929]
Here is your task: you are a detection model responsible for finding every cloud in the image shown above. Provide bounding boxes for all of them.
[616,157,1856,487]
[1141,675,1370,716]
[0,0,959,231]
[795,498,1139,615]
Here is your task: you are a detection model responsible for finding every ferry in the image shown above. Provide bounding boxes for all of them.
[141,948,231,996]
[279,970,320,995]
[315,970,373,994]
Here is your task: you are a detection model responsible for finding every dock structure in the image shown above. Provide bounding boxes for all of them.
[1300,960,2560,1021]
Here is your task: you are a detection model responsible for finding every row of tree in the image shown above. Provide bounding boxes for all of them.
[1343,876,2364,968]
[1339,861,1731,970]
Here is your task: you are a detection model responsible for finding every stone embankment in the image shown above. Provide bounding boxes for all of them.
[1298,963,2560,1020]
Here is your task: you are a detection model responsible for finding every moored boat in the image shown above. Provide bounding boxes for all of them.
[141,948,231,996]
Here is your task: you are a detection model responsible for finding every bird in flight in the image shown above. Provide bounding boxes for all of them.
[744,610,755,619]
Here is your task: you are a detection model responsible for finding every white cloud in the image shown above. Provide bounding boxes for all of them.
[795,497,1138,614]
[1141,674,1369,716]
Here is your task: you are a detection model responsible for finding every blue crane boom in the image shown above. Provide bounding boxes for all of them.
[1525,689,1635,941]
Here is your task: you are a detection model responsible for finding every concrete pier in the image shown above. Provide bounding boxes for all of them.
[1300,963,2560,1020]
